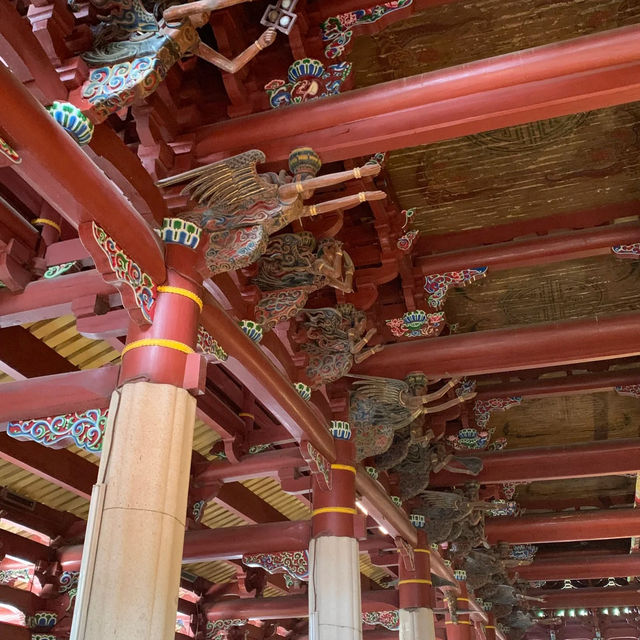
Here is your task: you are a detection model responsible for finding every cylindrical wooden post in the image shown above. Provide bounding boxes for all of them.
[308,421,361,640]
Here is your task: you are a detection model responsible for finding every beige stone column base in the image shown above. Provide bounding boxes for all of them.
[308,536,362,640]
[400,607,436,640]
[71,382,196,640]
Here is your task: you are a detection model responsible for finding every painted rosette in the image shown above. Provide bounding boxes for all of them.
[330,420,352,440]
[238,319,264,343]
[293,382,312,400]
[46,101,94,145]
[287,58,325,82]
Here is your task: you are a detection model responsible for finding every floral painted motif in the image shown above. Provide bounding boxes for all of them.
[206,619,248,640]
[474,397,522,429]
[265,58,352,108]
[501,482,517,500]
[196,326,228,362]
[91,222,156,324]
[161,218,202,249]
[242,550,309,581]
[306,442,331,489]
[362,611,400,631]
[0,567,31,587]
[397,208,419,252]
[59,571,80,611]
[0,136,21,164]
[7,409,107,454]
[366,152,386,166]
[447,427,489,450]
[46,101,94,145]
[238,319,264,343]
[612,243,640,258]
[294,382,312,400]
[30,612,58,629]
[424,266,488,309]
[330,420,352,440]
[321,0,413,58]
[510,544,538,562]
[488,500,519,517]
[44,261,80,279]
[615,384,640,398]
[386,310,445,338]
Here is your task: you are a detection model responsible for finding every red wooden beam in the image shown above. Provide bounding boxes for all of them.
[0,622,31,640]
[0,270,116,328]
[201,295,336,461]
[314,0,456,19]
[205,590,399,619]
[415,223,640,276]
[196,25,640,163]
[474,369,640,401]
[0,366,118,422]
[196,448,305,486]
[430,439,640,487]
[535,585,640,609]
[59,520,311,570]
[485,508,640,545]
[0,433,96,499]
[0,63,165,283]
[0,326,77,379]
[0,529,50,565]
[353,312,640,378]
[515,552,640,581]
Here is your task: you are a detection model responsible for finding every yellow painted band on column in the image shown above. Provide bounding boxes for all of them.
[457,597,471,603]
[445,621,472,625]
[331,464,356,474]
[157,286,203,311]
[414,548,431,554]
[238,412,255,419]
[398,579,432,585]
[486,626,496,630]
[31,218,61,233]
[121,338,194,356]
[312,507,357,516]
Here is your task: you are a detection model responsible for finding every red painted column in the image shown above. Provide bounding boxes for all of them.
[71,236,203,640]
[398,530,436,640]
[308,421,361,640]
[446,577,472,640]
[484,613,497,640]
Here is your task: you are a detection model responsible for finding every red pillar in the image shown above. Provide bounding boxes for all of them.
[446,578,472,640]
[484,613,497,640]
[398,532,435,611]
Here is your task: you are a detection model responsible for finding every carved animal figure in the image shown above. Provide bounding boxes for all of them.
[158,148,384,277]
[300,304,382,388]
[251,232,354,331]
[81,0,277,120]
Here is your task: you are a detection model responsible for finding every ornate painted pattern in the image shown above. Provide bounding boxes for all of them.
[612,243,640,258]
[362,611,400,631]
[206,619,248,640]
[510,544,538,562]
[7,409,107,453]
[488,500,519,517]
[386,309,445,338]
[424,266,488,309]
[192,500,206,523]
[321,0,413,58]
[501,482,518,500]
[92,222,156,324]
[456,378,477,397]
[32,635,56,640]
[242,550,309,581]
[30,612,57,629]
[330,420,352,440]
[397,229,419,252]
[0,567,31,586]
[448,427,489,450]
[254,289,310,330]
[366,152,386,166]
[0,136,21,164]
[615,384,640,398]
[238,319,264,343]
[474,396,522,429]
[47,101,94,145]
[161,218,202,249]
[365,465,379,479]
[82,47,179,121]
[59,571,79,611]
[306,442,331,490]
[294,382,312,400]
[409,513,425,528]
[265,58,352,108]
[44,261,80,279]
[196,326,228,361]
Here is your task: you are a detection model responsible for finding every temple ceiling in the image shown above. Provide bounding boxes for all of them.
[349,0,640,88]
[444,255,640,332]
[487,390,640,448]
[383,102,640,236]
